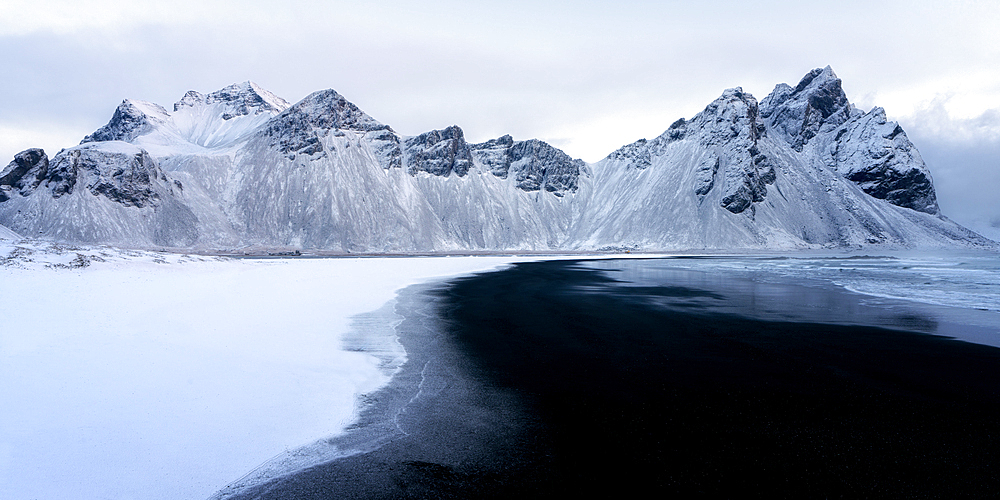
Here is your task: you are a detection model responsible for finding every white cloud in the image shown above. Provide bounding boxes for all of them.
[899,96,1000,144]
[898,101,1000,241]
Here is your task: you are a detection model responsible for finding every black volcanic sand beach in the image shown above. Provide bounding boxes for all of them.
[230,259,1000,499]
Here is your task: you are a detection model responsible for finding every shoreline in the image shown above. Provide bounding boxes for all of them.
[219,257,1000,498]
[0,255,538,500]
[214,279,546,499]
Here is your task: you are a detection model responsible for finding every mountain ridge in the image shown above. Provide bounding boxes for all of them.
[0,68,993,252]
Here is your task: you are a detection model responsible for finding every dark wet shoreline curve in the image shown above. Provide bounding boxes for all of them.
[222,258,1000,498]
[215,279,554,500]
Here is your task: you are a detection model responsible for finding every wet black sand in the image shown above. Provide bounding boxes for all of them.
[227,259,1000,498]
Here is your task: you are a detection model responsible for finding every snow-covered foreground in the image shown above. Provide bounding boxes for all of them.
[2,240,998,500]
[0,247,537,500]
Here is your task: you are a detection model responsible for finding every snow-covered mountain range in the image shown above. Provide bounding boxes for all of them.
[0,70,993,252]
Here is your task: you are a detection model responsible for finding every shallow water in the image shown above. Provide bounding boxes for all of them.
[588,254,1000,346]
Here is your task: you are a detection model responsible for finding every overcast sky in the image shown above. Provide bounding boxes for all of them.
[2,0,998,237]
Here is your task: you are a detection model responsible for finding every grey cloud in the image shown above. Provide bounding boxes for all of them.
[905,127,1000,240]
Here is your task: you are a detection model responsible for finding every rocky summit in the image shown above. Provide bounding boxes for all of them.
[0,67,992,252]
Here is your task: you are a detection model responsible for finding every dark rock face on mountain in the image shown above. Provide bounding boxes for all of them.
[174,90,205,111]
[0,148,48,201]
[760,66,938,215]
[761,66,852,152]
[404,126,473,177]
[81,100,171,144]
[470,134,515,177]
[510,140,586,195]
[693,156,720,197]
[0,142,199,247]
[471,136,586,196]
[206,82,289,120]
[691,88,775,214]
[604,88,775,214]
[173,81,290,119]
[259,89,402,167]
[22,144,166,207]
[825,108,939,214]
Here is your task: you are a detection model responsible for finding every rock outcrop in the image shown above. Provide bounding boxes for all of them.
[824,108,939,214]
[603,88,775,214]
[0,142,198,247]
[81,100,172,144]
[405,126,473,177]
[760,66,852,152]
[0,148,49,201]
[471,136,586,196]
[259,89,403,167]
[760,66,938,214]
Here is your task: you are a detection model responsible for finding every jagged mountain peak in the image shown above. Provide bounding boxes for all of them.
[4,141,169,206]
[688,87,763,145]
[167,81,291,149]
[793,66,850,120]
[174,81,290,115]
[603,87,762,170]
[81,99,171,144]
[0,148,49,202]
[0,141,198,247]
[174,90,205,111]
[597,66,946,225]
[256,88,401,164]
[203,81,290,119]
[80,82,294,151]
[465,135,587,195]
[284,89,390,132]
[823,104,940,214]
[405,125,472,177]
[794,65,838,92]
[761,65,853,151]
[698,87,757,115]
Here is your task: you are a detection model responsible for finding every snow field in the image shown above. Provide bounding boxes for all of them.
[0,254,534,500]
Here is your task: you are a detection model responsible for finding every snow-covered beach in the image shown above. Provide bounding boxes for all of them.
[0,243,536,500]
[3,243,1000,498]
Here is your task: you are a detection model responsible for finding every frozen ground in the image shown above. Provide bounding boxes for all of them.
[0,240,538,500]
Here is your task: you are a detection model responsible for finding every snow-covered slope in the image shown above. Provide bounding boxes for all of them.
[580,69,985,250]
[0,70,993,252]
[82,81,290,156]
[0,222,19,240]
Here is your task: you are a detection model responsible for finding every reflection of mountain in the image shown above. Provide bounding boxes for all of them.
[0,69,992,252]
